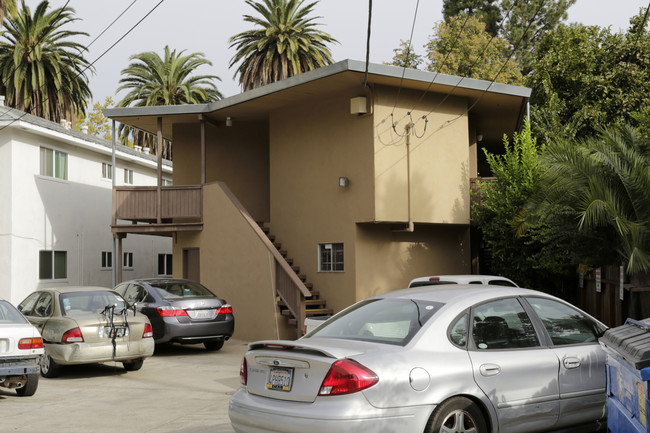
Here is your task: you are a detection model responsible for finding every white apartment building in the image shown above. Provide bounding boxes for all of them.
[0,104,173,305]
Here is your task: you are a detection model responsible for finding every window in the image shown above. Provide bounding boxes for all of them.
[40,147,68,180]
[158,253,172,276]
[163,178,173,186]
[449,313,469,347]
[124,168,133,184]
[101,251,112,269]
[319,243,344,272]
[123,252,133,269]
[102,162,113,180]
[472,298,539,350]
[39,250,67,280]
[526,297,605,345]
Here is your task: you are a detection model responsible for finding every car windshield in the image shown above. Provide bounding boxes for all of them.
[306,298,443,346]
[149,281,216,299]
[61,291,128,316]
[0,300,29,324]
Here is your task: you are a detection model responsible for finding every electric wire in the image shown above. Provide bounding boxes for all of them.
[389,0,421,115]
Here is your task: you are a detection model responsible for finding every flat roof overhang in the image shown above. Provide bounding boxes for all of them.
[104,59,531,146]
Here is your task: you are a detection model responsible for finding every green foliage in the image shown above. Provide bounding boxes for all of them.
[385,39,423,69]
[0,0,92,122]
[425,13,523,85]
[229,0,338,91]
[442,0,501,37]
[528,14,650,143]
[73,97,114,141]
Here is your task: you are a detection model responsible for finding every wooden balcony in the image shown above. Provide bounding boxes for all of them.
[112,185,203,236]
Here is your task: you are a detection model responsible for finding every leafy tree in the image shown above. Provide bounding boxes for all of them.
[442,0,501,37]
[425,13,523,85]
[116,45,221,158]
[385,39,423,69]
[0,1,92,122]
[74,97,114,141]
[528,15,650,144]
[229,0,338,91]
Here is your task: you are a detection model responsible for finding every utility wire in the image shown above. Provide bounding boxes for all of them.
[390,0,421,114]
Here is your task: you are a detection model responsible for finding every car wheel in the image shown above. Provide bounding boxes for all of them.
[15,373,39,397]
[204,340,224,351]
[425,397,487,433]
[40,352,61,378]
[122,358,144,371]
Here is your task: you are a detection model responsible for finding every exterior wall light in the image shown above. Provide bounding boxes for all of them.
[339,177,349,188]
[226,117,233,127]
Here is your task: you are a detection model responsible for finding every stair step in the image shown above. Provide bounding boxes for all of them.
[304,282,313,290]
[284,257,294,266]
[287,318,297,326]
[267,234,276,242]
[291,266,300,273]
[279,250,287,257]
[306,299,327,307]
[297,274,306,281]
[306,308,333,317]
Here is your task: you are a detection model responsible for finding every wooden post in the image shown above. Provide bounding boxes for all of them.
[157,117,163,224]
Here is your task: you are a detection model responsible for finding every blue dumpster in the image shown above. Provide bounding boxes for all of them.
[600,319,650,433]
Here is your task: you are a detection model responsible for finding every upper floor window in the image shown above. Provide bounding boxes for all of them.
[102,162,113,180]
[319,243,344,272]
[39,250,67,280]
[101,251,112,269]
[123,252,134,269]
[40,147,68,180]
[163,178,173,186]
[124,168,133,185]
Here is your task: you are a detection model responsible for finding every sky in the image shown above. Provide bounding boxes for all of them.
[21,0,650,105]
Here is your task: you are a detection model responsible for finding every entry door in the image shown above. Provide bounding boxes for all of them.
[183,248,200,281]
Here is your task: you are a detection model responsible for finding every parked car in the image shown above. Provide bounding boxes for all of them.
[17,287,154,378]
[408,274,519,288]
[113,279,234,351]
[0,298,43,396]
[230,285,607,433]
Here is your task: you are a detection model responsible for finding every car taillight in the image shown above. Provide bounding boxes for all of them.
[429,277,440,282]
[318,359,378,396]
[18,337,43,350]
[156,306,188,317]
[240,357,247,386]
[62,327,84,343]
[216,305,233,315]
[142,323,153,338]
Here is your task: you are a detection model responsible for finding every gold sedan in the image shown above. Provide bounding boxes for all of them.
[17,287,154,378]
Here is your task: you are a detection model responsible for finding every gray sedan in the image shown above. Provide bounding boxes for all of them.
[229,285,607,433]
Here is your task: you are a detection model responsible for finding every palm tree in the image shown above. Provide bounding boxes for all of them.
[0,0,17,27]
[229,0,338,91]
[0,1,92,122]
[116,45,222,159]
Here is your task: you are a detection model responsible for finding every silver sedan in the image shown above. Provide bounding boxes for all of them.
[229,285,607,433]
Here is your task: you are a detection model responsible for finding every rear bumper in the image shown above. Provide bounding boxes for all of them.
[228,388,432,433]
[155,316,235,344]
[45,338,154,365]
[0,357,40,376]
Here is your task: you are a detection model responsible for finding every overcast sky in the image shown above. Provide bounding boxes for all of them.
[22,0,650,104]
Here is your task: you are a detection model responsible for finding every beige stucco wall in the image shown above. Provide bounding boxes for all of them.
[373,86,470,225]
[172,121,270,222]
[174,182,294,341]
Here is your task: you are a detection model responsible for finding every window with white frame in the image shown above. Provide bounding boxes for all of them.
[40,147,68,180]
[101,251,112,269]
[123,252,133,269]
[318,243,344,272]
[163,178,173,186]
[102,162,112,180]
[39,250,67,279]
[158,254,172,276]
[124,168,133,184]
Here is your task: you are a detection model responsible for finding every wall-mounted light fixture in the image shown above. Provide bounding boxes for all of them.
[226,117,233,127]
[477,133,483,142]
[339,176,349,188]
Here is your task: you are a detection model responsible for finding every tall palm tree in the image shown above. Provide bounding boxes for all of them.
[116,45,222,159]
[0,0,17,28]
[0,1,92,122]
[229,0,338,91]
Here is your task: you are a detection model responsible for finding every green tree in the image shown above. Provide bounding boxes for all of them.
[116,45,221,158]
[74,96,114,141]
[0,1,92,122]
[442,0,501,36]
[0,0,17,27]
[385,39,423,69]
[528,15,650,143]
[425,13,523,85]
[229,0,338,91]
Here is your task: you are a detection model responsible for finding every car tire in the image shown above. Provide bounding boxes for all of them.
[204,340,224,351]
[122,358,144,372]
[425,397,487,433]
[40,352,61,378]
[15,373,39,397]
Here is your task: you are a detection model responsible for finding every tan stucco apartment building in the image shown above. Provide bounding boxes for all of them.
[105,60,531,341]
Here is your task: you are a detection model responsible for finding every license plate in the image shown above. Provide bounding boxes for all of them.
[105,326,127,338]
[187,309,216,319]
[266,367,293,392]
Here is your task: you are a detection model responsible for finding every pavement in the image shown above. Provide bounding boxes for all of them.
[0,340,249,433]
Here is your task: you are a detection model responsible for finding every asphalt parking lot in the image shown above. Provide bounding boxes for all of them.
[0,340,249,433]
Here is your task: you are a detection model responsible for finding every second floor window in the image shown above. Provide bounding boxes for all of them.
[102,162,113,180]
[40,147,68,180]
[101,251,112,269]
[124,169,133,184]
[123,252,134,268]
[39,250,67,279]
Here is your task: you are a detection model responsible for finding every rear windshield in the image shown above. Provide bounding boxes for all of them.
[61,291,127,316]
[0,300,29,324]
[149,281,215,299]
[306,298,443,346]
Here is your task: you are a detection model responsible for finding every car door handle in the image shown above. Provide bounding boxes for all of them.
[479,363,501,376]
[563,357,581,369]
